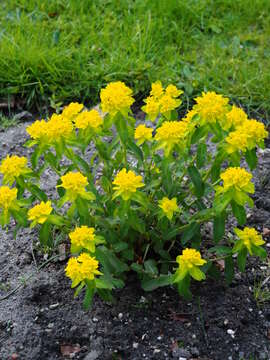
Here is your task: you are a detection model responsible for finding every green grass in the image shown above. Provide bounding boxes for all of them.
[1,0,270,119]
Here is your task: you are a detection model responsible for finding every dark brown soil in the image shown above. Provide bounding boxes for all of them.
[0,123,270,360]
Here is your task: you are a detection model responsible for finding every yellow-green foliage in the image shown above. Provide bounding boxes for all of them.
[0,81,268,308]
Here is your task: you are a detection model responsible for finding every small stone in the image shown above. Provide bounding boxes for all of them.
[192,334,196,339]
[249,308,253,312]
[227,329,235,338]
[92,317,99,323]
[49,303,59,310]
[153,349,161,354]
[157,335,162,340]
[224,319,229,326]
[172,348,191,359]
[47,323,54,329]
[84,350,100,360]
[133,342,139,349]
[70,326,78,332]
[118,313,123,320]
[190,347,200,356]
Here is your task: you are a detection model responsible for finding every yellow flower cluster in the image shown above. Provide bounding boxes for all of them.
[0,186,17,213]
[142,82,183,120]
[62,102,84,121]
[234,227,265,255]
[155,120,188,156]
[223,105,247,131]
[69,226,96,252]
[174,248,206,282]
[100,81,134,116]
[112,168,144,200]
[0,155,29,184]
[75,109,103,130]
[27,201,52,226]
[193,91,229,125]
[65,253,102,288]
[58,172,91,201]
[225,119,268,154]
[159,197,179,220]
[27,114,73,144]
[134,124,153,145]
[220,167,254,193]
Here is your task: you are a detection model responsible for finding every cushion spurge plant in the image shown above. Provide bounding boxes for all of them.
[0,80,268,309]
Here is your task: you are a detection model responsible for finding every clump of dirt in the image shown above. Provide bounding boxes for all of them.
[0,123,270,360]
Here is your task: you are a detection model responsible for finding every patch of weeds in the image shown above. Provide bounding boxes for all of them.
[253,260,270,307]
[0,113,18,130]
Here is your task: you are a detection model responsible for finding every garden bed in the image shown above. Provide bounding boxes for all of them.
[0,121,270,360]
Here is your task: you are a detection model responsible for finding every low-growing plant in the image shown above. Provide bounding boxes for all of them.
[0,81,268,309]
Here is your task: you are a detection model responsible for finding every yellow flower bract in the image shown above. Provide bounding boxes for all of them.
[220,167,253,192]
[175,248,206,282]
[100,81,134,116]
[223,105,247,130]
[0,186,17,212]
[159,197,179,220]
[155,121,188,156]
[69,226,96,252]
[26,115,73,144]
[75,109,103,130]
[234,227,265,255]
[59,172,89,201]
[134,124,153,145]
[65,253,102,288]
[28,201,52,225]
[112,168,144,201]
[194,91,229,124]
[62,102,83,120]
[0,155,29,184]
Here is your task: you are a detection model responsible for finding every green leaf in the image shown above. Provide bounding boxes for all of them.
[127,139,143,162]
[113,242,129,252]
[144,259,158,276]
[213,211,226,243]
[176,275,192,299]
[131,262,143,273]
[208,246,232,255]
[181,222,200,245]
[251,245,267,259]
[141,274,173,291]
[237,248,247,272]
[95,277,114,290]
[39,222,52,247]
[191,126,208,144]
[224,255,234,285]
[96,288,115,303]
[231,201,246,225]
[31,146,43,169]
[27,184,48,202]
[100,176,112,194]
[245,148,257,170]
[187,165,205,198]
[196,143,207,168]
[83,280,95,310]
[128,212,145,234]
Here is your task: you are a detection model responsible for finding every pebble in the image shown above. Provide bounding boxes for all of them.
[227,329,235,338]
[133,342,139,349]
[49,303,59,310]
[47,323,54,329]
[92,317,99,323]
[118,313,123,320]
[157,335,162,340]
[224,319,229,326]
[153,349,161,354]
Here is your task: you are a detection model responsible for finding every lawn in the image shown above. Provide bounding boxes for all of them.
[1,0,270,120]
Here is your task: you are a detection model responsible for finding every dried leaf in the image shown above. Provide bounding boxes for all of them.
[263,227,270,236]
[60,344,81,358]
